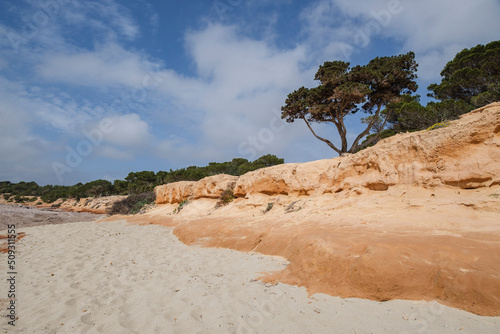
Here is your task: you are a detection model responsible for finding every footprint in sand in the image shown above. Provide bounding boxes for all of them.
[65,297,80,307]
[189,307,205,322]
[80,311,97,326]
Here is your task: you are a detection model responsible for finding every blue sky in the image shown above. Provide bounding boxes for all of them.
[1,0,499,185]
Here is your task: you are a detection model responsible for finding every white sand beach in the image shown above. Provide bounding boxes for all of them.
[1,218,499,334]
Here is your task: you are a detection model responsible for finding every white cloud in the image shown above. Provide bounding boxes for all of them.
[387,0,499,52]
[185,24,308,92]
[100,113,152,148]
[4,9,336,174]
[415,44,465,81]
[96,146,134,160]
[183,24,308,109]
[151,24,317,159]
[301,0,500,81]
[0,0,139,58]
[62,0,140,41]
[36,43,155,87]
[0,79,56,183]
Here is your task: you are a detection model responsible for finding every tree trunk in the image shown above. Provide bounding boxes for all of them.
[301,116,343,155]
[349,105,383,153]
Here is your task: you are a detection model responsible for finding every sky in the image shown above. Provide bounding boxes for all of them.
[0,0,499,186]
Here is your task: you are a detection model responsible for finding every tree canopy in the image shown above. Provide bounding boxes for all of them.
[380,95,472,132]
[281,52,418,154]
[382,41,500,138]
[428,40,500,107]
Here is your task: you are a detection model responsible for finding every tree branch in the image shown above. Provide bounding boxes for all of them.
[349,104,382,153]
[327,107,345,140]
[355,109,392,151]
[327,105,349,152]
[301,116,342,155]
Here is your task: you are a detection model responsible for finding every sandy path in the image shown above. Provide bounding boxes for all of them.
[1,220,499,333]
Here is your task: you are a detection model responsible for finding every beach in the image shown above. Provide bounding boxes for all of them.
[1,205,499,333]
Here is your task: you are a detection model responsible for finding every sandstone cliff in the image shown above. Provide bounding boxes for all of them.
[155,174,238,204]
[157,102,500,203]
[146,102,500,316]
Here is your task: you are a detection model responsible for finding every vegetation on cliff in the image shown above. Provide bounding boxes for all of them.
[368,41,499,146]
[428,40,500,107]
[108,192,156,215]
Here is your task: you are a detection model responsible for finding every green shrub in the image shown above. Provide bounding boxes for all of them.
[130,199,152,215]
[108,192,156,215]
[263,202,274,213]
[173,200,189,214]
[14,195,29,203]
[40,193,59,203]
[216,188,235,208]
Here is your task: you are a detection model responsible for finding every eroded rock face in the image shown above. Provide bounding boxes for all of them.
[191,174,238,200]
[234,102,500,197]
[155,175,238,204]
[56,196,126,214]
[0,195,126,214]
[155,181,196,204]
[156,103,500,202]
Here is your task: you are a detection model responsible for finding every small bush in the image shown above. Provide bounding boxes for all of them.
[488,193,500,199]
[40,194,58,203]
[263,202,274,213]
[173,200,189,214]
[108,192,156,215]
[285,201,302,213]
[14,195,30,203]
[216,188,235,208]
